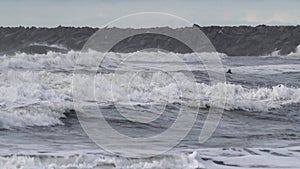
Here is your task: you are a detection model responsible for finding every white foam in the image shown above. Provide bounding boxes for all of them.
[287,45,300,58]
[197,83,300,111]
[199,146,300,169]
[1,146,300,169]
[267,44,300,59]
[0,51,300,128]
[0,152,205,169]
[0,70,72,129]
[29,43,68,50]
[91,73,300,111]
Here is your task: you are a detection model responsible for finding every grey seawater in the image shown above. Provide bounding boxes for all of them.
[0,52,300,169]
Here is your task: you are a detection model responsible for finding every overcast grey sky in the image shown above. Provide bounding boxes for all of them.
[0,0,299,27]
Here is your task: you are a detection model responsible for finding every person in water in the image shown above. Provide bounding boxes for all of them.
[226,69,232,74]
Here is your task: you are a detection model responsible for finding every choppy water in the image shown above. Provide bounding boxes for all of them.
[0,51,300,169]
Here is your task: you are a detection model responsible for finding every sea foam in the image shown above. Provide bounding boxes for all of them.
[0,51,299,128]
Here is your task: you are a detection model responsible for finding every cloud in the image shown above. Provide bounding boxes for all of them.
[0,0,299,27]
[242,13,297,25]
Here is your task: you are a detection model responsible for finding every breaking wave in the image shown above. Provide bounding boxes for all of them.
[0,152,204,169]
[1,146,300,169]
[0,51,299,128]
[268,44,300,59]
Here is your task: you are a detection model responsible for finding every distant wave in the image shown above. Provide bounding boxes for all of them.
[266,44,300,59]
[28,43,68,50]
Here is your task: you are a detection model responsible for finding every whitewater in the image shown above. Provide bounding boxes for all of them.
[0,51,300,168]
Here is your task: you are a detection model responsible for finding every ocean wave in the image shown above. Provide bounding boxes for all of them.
[28,43,68,50]
[0,51,299,128]
[196,83,300,111]
[0,105,63,129]
[267,44,300,59]
[0,50,227,72]
[1,70,299,129]
[286,44,300,58]
[0,152,204,169]
[0,70,72,129]
[80,72,300,111]
[1,146,300,169]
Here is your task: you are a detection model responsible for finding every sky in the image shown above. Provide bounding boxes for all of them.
[0,0,299,27]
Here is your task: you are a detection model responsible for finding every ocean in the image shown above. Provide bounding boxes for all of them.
[0,50,300,169]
